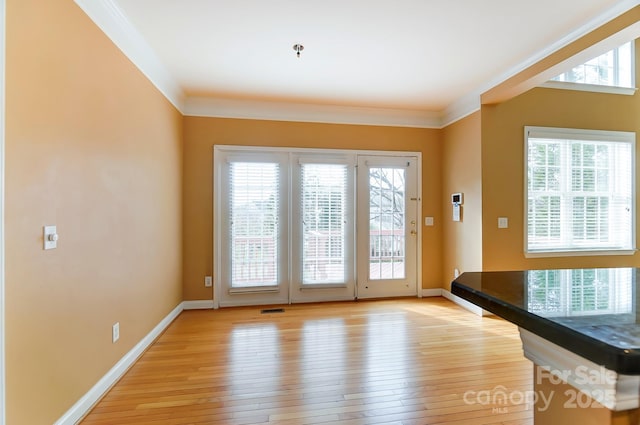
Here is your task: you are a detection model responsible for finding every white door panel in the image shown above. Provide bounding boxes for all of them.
[217,152,289,307]
[356,156,418,298]
[290,156,356,303]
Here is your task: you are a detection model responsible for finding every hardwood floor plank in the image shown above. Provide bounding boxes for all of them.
[81,298,533,424]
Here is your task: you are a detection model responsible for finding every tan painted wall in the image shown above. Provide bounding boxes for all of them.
[5,0,183,423]
[183,117,442,300]
[481,79,640,271]
[441,112,482,290]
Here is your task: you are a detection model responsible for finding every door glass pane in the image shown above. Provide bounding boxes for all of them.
[302,163,347,284]
[369,167,405,280]
[230,162,279,287]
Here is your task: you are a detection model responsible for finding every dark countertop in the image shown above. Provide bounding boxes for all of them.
[452,268,640,374]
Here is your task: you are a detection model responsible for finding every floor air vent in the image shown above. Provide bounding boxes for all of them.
[261,308,285,314]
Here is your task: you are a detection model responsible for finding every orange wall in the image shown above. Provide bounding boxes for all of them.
[481,83,640,271]
[441,112,482,289]
[183,116,442,300]
[5,0,183,423]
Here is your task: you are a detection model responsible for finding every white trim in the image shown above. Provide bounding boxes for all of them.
[74,0,639,129]
[183,300,215,310]
[444,0,639,126]
[54,303,184,425]
[422,288,443,297]
[212,147,220,310]
[215,145,426,157]
[525,249,637,258]
[486,3,638,93]
[0,0,5,423]
[540,81,638,96]
[520,328,640,411]
[416,157,423,298]
[440,93,481,128]
[184,97,442,129]
[73,0,184,111]
[442,289,493,316]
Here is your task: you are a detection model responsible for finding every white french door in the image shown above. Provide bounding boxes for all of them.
[216,152,290,307]
[214,147,419,307]
[290,154,356,303]
[356,156,419,298]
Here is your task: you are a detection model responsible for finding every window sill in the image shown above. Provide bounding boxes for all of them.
[540,81,637,96]
[524,249,637,258]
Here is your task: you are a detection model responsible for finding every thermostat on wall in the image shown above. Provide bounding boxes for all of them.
[451,193,463,222]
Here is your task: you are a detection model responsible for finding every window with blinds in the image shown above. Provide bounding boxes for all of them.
[525,127,635,255]
[229,162,279,287]
[300,163,348,284]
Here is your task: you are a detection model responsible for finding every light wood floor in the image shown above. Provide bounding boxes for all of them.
[81,298,534,425]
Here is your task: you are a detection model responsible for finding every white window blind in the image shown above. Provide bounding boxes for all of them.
[525,127,635,255]
[551,41,634,88]
[229,162,279,287]
[301,163,348,284]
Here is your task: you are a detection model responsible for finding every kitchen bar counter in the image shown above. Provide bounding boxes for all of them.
[451,268,640,374]
[451,268,640,424]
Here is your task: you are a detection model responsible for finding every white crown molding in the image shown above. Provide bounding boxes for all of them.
[443,0,640,127]
[486,0,639,91]
[184,97,443,128]
[54,302,184,425]
[75,0,639,129]
[74,0,185,111]
[441,93,481,128]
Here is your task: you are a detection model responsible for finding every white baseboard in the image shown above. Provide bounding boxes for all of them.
[421,288,443,297]
[54,302,184,425]
[183,300,215,310]
[441,289,492,316]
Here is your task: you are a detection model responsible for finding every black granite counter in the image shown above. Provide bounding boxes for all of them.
[452,268,640,374]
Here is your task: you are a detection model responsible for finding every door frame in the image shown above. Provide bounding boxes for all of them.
[213,146,422,308]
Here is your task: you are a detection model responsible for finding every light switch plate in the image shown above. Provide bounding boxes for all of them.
[424,217,434,226]
[43,225,57,250]
[498,217,509,229]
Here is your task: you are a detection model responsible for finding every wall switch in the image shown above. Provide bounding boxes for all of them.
[424,217,434,226]
[43,225,58,250]
[498,217,509,229]
[204,276,212,287]
[112,322,120,343]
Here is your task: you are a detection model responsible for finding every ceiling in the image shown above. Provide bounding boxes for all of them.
[77,0,638,127]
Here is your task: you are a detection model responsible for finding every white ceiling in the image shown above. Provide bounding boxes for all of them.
[78,0,639,127]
